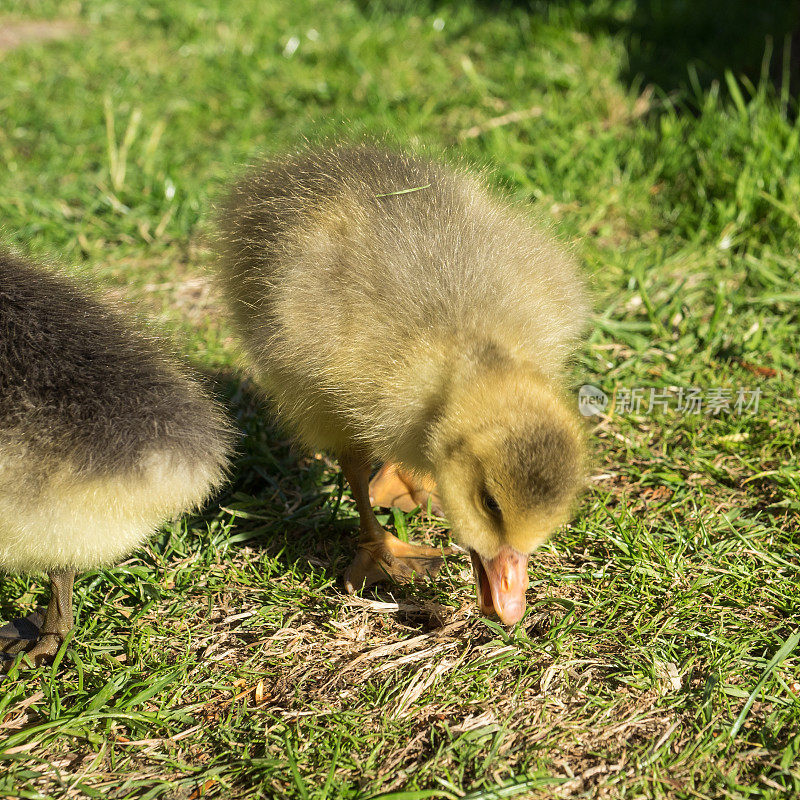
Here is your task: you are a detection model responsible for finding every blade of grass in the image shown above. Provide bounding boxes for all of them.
[730,629,800,738]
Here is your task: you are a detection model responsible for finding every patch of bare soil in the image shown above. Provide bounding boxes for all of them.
[0,19,80,52]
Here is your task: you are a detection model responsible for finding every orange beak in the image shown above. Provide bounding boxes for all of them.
[470,546,529,625]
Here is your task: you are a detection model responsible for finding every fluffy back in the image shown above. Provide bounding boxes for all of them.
[218,144,588,461]
[0,250,234,483]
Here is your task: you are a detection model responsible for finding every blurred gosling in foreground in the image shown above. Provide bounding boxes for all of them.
[0,251,233,664]
[218,144,587,625]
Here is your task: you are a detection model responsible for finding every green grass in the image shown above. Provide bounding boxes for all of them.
[1,1,799,798]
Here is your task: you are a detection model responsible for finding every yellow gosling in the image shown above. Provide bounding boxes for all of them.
[0,250,233,663]
[218,144,587,625]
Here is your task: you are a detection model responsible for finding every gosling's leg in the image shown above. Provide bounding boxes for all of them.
[25,571,74,663]
[341,452,452,593]
[0,571,74,666]
[369,462,444,517]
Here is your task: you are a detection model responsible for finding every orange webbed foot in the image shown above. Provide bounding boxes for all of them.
[344,530,453,593]
[369,462,444,516]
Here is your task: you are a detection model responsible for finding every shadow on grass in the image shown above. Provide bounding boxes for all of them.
[566,0,800,98]
[364,0,800,98]
[188,365,456,618]
[189,364,339,561]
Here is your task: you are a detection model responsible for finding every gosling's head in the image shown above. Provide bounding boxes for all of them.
[430,368,585,625]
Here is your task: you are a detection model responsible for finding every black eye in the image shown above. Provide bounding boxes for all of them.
[482,492,501,516]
